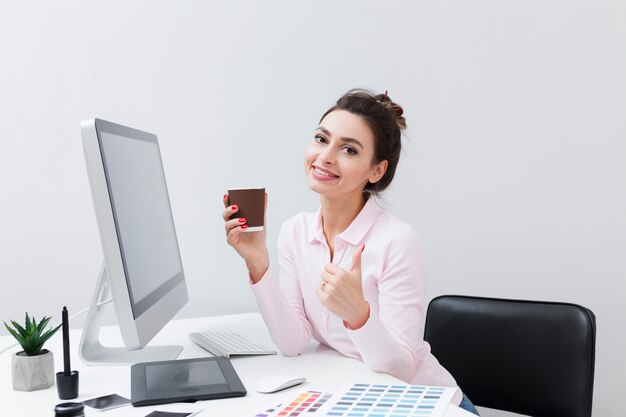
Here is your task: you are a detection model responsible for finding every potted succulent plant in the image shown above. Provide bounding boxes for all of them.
[4,313,61,391]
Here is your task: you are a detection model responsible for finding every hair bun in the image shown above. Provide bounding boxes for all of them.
[391,103,404,117]
[377,91,404,120]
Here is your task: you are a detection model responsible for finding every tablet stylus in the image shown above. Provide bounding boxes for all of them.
[62,306,70,375]
[56,306,79,399]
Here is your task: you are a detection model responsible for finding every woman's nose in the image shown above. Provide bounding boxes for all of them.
[318,147,336,164]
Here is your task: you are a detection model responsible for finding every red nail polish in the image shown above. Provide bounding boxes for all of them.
[231,205,238,210]
[361,244,365,252]
[223,194,228,200]
[241,225,248,229]
[238,218,246,223]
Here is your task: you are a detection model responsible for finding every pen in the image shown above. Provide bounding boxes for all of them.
[56,306,79,399]
[62,306,70,375]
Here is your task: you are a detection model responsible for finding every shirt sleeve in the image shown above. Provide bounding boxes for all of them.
[345,224,460,393]
[249,219,313,356]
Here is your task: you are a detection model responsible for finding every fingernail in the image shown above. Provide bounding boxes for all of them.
[223,194,228,200]
[238,218,246,223]
[241,225,248,229]
[361,244,366,252]
[231,205,238,210]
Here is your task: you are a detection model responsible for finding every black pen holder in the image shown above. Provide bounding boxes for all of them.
[56,370,79,400]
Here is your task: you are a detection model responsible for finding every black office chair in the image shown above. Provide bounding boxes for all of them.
[424,295,596,417]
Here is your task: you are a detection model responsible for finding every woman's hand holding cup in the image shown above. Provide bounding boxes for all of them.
[222,190,269,283]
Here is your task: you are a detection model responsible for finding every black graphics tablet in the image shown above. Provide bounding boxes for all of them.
[130,357,246,406]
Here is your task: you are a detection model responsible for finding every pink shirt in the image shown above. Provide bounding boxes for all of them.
[251,197,461,404]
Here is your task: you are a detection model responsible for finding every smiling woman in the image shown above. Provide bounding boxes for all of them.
[311,90,406,197]
[221,89,478,415]
[305,109,388,201]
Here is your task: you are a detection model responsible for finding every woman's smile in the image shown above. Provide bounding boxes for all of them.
[311,165,340,181]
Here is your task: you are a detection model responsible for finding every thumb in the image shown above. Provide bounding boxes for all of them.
[351,244,365,274]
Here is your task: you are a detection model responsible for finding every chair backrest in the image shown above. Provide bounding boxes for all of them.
[424,295,596,417]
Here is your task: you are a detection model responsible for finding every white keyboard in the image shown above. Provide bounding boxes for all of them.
[189,332,277,358]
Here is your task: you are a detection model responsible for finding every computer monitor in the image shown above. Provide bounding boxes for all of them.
[79,118,188,365]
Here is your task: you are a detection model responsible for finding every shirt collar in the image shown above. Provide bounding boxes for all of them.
[308,197,384,246]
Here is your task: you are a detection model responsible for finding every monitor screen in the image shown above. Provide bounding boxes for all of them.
[80,118,188,364]
[98,130,184,319]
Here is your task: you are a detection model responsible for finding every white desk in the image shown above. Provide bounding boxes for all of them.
[1,313,471,416]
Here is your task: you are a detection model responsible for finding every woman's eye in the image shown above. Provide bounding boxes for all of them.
[315,135,327,144]
[342,146,357,155]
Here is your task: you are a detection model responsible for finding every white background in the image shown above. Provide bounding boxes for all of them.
[0,2,624,416]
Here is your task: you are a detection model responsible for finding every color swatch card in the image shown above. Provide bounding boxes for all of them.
[319,383,457,417]
[255,391,333,417]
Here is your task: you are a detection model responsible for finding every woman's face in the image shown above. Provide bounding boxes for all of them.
[304,109,387,200]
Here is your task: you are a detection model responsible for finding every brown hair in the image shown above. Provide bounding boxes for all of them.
[319,89,407,195]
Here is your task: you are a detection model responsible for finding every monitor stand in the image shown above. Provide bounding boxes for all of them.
[78,262,183,366]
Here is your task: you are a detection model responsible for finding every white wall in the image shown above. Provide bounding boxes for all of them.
[1,1,624,416]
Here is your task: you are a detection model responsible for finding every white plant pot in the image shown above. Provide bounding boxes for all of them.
[12,349,55,391]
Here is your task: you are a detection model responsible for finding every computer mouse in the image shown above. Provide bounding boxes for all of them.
[255,374,306,393]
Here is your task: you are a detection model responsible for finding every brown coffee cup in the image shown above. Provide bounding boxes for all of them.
[228,188,265,232]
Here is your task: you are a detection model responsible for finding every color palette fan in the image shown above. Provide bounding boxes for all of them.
[255,391,333,417]
[318,383,456,417]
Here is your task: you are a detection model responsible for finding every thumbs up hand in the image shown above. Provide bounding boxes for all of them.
[316,244,370,330]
